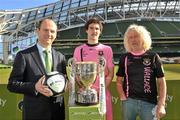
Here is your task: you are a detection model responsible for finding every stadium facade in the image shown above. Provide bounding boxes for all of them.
[0,0,180,64]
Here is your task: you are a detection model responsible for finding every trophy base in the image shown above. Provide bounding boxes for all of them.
[75,89,98,105]
[75,101,98,106]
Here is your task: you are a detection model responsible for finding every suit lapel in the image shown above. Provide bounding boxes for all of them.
[31,45,46,74]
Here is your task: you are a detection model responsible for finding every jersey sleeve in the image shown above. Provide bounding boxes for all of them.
[73,46,81,62]
[154,53,165,78]
[106,47,114,68]
[116,54,126,77]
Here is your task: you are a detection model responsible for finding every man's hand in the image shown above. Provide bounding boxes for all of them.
[35,75,53,97]
[120,94,127,101]
[156,105,166,119]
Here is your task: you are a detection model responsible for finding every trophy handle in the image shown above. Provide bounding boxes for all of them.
[67,58,76,105]
[98,56,106,72]
[98,56,106,115]
[67,58,75,72]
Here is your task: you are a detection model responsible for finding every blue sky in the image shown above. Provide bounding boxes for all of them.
[0,0,59,10]
[0,0,59,59]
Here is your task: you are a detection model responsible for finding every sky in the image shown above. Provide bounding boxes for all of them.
[0,0,59,59]
[0,0,59,10]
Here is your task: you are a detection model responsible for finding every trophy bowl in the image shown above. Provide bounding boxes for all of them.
[75,61,98,105]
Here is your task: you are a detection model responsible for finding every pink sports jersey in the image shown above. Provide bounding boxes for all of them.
[73,43,114,76]
[73,43,114,120]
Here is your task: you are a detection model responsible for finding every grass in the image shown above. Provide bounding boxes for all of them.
[162,64,180,80]
[0,63,12,67]
[1,64,180,84]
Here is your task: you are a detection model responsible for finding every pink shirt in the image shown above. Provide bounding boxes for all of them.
[73,43,114,90]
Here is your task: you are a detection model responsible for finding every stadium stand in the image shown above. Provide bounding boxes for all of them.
[54,20,180,61]
[0,0,180,63]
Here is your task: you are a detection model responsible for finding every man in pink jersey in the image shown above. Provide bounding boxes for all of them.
[73,18,114,120]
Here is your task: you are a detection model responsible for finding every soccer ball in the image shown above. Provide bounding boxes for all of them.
[45,71,66,96]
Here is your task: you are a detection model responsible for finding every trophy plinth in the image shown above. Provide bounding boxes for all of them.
[76,89,98,105]
[75,61,98,105]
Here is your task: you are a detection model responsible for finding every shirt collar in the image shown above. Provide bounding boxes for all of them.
[37,43,52,53]
[86,42,99,47]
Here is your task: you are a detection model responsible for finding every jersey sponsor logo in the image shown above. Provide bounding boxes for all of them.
[144,67,151,93]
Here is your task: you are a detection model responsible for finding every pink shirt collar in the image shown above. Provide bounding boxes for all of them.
[130,50,146,56]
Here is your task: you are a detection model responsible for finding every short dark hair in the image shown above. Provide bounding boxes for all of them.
[84,17,103,32]
[36,18,54,29]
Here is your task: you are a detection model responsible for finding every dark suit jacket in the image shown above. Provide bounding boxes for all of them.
[7,45,67,120]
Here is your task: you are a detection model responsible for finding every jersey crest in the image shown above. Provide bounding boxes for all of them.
[143,58,151,66]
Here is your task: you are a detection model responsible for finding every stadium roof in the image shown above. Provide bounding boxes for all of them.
[0,0,180,42]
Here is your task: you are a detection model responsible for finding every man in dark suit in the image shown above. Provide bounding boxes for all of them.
[7,18,66,120]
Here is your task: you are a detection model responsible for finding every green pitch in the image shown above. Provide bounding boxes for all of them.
[0,64,180,120]
[1,64,180,84]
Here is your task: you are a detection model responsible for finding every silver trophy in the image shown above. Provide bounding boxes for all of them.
[75,61,98,105]
[68,59,101,105]
[68,57,106,106]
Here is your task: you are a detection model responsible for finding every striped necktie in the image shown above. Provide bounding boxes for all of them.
[44,49,52,73]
